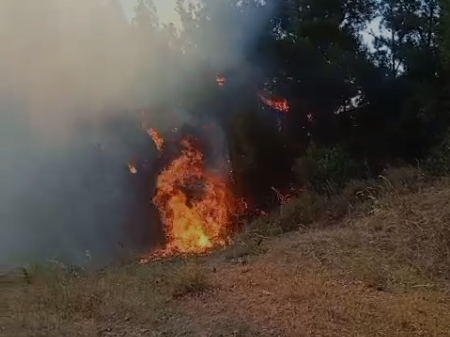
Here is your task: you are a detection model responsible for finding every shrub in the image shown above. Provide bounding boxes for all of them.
[294,144,359,195]
[167,262,210,299]
[278,191,325,231]
[422,130,450,176]
[380,166,426,192]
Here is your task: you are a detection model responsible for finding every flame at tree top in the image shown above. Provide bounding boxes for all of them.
[215,73,289,112]
[128,161,137,173]
[258,93,289,112]
[148,128,164,152]
[140,131,241,262]
[216,74,225,86]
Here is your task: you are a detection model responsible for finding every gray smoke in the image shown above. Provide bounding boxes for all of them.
[0,0,273,270]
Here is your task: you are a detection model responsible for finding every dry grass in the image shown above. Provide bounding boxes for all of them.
[167,262,211,299]
[3,167,450,336]
[1,260,209,337]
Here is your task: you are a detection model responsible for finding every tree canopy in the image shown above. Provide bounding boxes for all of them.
[130,0,450,208]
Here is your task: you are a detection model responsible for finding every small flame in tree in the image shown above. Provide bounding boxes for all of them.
[128,161,137,173]
[215,74,288,112]
[258,93,289,112]
[140,134,242,262]
[216,74,225,86]
[141,111,164,153]
[148,128,164,152]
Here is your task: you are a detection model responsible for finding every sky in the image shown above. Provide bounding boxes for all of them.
[121,0,181,25]
[121,0,381,49]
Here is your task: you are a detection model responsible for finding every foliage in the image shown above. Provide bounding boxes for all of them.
[131,0,450,209]
[227,108,298,208]
[423,129,450,176]
[294,144,359,194]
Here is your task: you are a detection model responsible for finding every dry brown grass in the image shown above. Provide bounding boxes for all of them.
[167,261,211,299]
[3,167,450,336]
[1,259,210,337]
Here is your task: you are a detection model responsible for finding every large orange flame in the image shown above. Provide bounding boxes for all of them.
[140,134,240,262]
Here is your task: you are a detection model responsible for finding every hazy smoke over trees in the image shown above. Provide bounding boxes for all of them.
[0,0,273,269]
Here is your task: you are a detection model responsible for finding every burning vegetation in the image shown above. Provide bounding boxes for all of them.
[4,0,450,335]
[135,75,291,262]
[147,128,164,152]
[217,74,290,112]
[139,128,244,262]
[258,92,289,112]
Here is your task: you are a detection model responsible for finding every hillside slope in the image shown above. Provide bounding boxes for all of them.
[3,174,450,337]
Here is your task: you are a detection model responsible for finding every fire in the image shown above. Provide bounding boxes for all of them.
[258,93,289,112]
[128,161,137,173]
[141,111,164,152]
[141,134,239,262]
[216,74,225,86]
[215,73,288,111]
[148,128,164,152]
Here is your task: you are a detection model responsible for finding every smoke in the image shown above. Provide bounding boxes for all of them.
[0,0,273,270]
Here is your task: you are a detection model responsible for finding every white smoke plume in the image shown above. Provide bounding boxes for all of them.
[0,0,273,270]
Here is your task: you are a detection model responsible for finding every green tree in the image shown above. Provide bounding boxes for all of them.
[353,0,449,164]
[149,0,450,206]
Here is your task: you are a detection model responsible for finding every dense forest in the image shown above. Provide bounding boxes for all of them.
[127,0,450,212]
[10,0,446,214]
[3,0,450,210]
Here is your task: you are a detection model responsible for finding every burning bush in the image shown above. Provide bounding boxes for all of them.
[140,128,245,262]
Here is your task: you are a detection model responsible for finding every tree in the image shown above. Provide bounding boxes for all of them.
[139,0,450,205]
[350,0,449,164]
